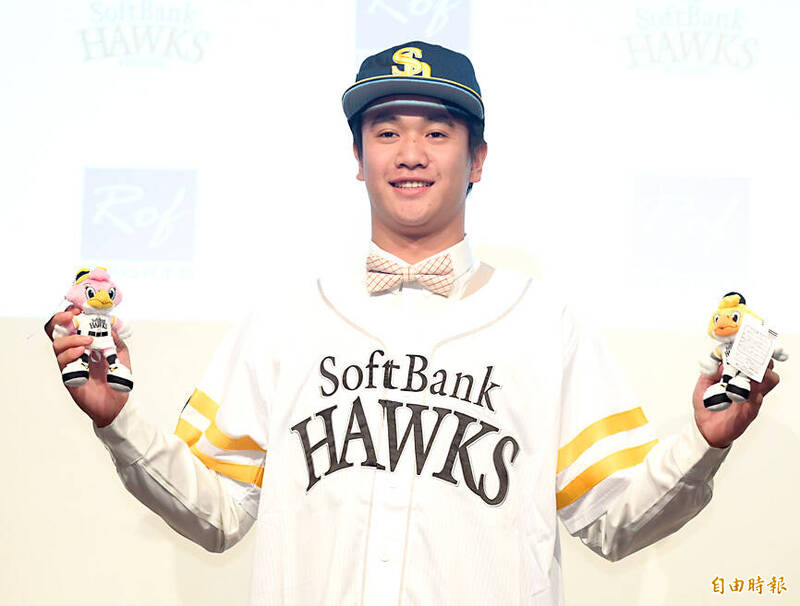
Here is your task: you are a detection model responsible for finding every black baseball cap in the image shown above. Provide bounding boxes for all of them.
[342,41,484,123]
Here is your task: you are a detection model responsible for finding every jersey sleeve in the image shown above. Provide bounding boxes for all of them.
[556,305,659,534]
[573,419,730,560]
[93,314,270,552]
[173,314,270,519]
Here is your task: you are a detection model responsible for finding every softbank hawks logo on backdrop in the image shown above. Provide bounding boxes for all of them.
[624,1,757,71]
[291,351,520,507]
[79,1,210,64]
[82,168,196,262]
[356,0,470,51]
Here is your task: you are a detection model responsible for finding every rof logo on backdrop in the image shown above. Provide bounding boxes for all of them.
[81,168,197,262]
[356,0,471,55]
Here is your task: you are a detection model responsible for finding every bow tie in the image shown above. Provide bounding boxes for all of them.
[366,252,455,297]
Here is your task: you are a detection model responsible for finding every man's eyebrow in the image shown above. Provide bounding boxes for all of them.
[426,113,456,127]
[365,112,398,126]
[365,112,456,128]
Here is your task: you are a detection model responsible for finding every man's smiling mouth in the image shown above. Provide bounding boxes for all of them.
[390,180,434,189]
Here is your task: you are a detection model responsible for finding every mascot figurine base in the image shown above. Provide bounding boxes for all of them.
[53,267,134,393]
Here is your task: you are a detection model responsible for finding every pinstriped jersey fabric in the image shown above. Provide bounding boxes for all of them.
[174,239,659,602]
[553,306,659,534]
[87,232,733,606]
[366,251,455,296]
[555,407,657,512]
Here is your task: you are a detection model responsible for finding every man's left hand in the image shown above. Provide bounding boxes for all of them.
[693,361,781,449]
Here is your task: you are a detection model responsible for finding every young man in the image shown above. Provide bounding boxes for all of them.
[48,41,780,605]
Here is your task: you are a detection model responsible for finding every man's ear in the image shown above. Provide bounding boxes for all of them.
[353,143,364,182]
[469,143,488,183]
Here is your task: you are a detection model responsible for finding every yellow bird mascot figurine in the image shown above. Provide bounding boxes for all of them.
[700,292,787,411]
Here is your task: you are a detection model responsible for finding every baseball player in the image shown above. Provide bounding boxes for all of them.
[47,41,782,605]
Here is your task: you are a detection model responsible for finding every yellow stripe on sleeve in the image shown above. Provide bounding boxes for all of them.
[557,407,649,474]
[186,388,220,421]
[556,439,658,510]
[175,418,202,447]
[183,388,266,453]
[205,423,265,452]
[190,445,265,488]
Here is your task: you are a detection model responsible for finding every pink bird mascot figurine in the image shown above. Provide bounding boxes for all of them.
[53,267,134,392]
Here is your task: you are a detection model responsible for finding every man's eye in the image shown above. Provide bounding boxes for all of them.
[428,131,446,138]
[378,131,396,138]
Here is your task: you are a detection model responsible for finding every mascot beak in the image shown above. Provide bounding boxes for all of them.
[87,290,114,309]
[714,316,738,337]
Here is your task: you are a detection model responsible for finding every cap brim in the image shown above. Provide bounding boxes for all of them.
[360,98,470,120]
[342,76,483,121]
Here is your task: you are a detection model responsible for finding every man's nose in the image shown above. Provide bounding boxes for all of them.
[395,136,428,169]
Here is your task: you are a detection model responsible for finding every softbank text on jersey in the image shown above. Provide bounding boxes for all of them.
[290,351,521,507]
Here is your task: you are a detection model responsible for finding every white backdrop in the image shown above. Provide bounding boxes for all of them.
[1,1,798,604]
[2,0,798,329]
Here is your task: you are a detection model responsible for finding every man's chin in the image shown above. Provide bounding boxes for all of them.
[372,202,432,226]
[378,214,436,236]
[391,220,434,235]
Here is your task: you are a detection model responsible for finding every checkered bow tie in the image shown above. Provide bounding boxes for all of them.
[366,252,455,297]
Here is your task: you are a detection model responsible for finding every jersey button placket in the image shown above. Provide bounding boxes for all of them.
[363,346,414,601]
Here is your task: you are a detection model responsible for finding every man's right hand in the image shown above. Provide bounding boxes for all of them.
[47,309,130,427]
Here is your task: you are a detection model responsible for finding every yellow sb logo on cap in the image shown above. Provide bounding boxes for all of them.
[391,47,431,77]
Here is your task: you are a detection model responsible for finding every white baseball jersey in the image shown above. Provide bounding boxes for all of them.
[76,312,115,350]
[95,237,730,605]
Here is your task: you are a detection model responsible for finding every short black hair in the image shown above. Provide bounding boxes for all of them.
[349,110,486,194]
